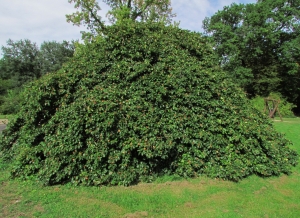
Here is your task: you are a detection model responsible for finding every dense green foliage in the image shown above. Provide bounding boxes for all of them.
[0,23,298,186]
[203,0,300,112]
[250,92,296,118]
[1,119,300,217]
[0,39,41,83]
[0,39,75,114]
[66,0,175,40]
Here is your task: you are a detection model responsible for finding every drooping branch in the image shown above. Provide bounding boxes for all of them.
[83,1,106,31]
[66,0,106,37]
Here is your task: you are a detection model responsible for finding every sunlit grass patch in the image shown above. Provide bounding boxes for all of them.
[0,114,15,120]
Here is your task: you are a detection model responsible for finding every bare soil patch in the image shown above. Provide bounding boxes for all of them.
[0,119,8,124]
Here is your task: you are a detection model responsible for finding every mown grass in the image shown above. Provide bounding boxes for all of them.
[0,114,15,120]
[1,118,300,218]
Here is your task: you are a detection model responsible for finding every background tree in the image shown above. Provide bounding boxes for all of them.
[203,0,300,113]
[66,0,175,39]
[66,0,105,39]
[0,39,40,114]
[39,40,76,74]
[104,0,175,23]
[1,39,41,84]
[0,39,75,114]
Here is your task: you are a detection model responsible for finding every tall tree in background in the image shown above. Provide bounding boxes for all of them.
[0,39,75,84]
[0,39,40,114]
[0,39,40,84]
[66,0,105,38]
[104,0,175,23]
[39,40,75,74]
[66,0,175,39]
[203,0,300,111]
[0,39,75,114]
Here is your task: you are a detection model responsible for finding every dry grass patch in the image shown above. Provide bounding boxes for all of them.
[0,119,8,124]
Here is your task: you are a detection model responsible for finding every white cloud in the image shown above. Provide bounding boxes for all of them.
[0,0,256,50]
[0,0,91,48]
[172,0,212,32]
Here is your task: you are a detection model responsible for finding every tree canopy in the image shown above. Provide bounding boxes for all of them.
[0,39,75,114]
[0,39,75,82]
[0,39,41,83]
[104,0,175,23]
[203,0,300,112]
[66,0,175,39]
[39,41,75,75]
[0,22,297,186]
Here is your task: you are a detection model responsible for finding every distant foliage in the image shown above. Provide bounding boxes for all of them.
[0,89,22,115]
[0,23,298,186]
[251,93,296,118]
[203,0,300,111]
[0,39,75,114]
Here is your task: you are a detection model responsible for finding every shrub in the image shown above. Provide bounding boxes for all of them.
[250,92,296,118]
[0,78,21,115]
[0,22,298,186]
[0,88,23,115]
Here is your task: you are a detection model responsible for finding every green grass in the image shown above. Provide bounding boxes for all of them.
[0,114,16,121]
[1,118,300,218]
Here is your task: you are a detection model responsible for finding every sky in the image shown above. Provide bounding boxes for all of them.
[0,0,256,50]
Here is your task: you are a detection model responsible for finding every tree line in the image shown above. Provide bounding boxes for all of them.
[0,40,75,114]
[203,0,300,114]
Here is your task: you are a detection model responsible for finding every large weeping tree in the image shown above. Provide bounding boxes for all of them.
[0,21,298,186]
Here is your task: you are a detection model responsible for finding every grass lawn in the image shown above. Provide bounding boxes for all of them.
[0,114,15,120]
[1,118,300,217]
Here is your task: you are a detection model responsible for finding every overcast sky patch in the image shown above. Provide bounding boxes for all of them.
[0,0,256,50]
